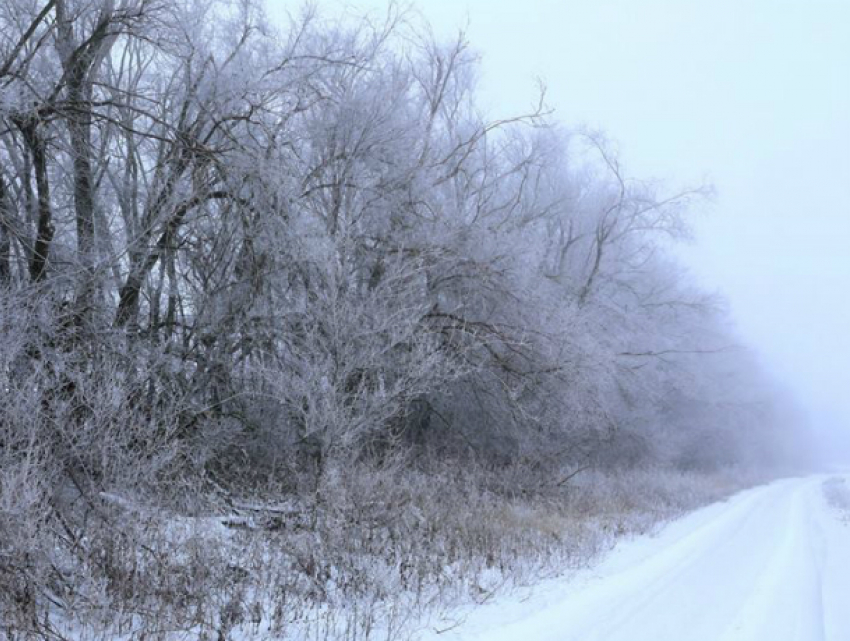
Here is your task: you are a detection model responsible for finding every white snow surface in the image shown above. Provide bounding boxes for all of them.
[418,475,850,641]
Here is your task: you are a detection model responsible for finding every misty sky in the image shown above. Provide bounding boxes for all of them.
[267,0,850,457]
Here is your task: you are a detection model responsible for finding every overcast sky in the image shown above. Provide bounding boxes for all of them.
[268,0,850,458]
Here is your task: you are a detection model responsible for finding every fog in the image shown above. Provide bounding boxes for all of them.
[278,0,850,464]
[3,1,849,634]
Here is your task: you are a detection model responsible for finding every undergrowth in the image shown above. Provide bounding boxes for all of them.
[1,460,764,641]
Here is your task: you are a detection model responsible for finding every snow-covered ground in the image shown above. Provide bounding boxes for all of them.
[418,475,850,641]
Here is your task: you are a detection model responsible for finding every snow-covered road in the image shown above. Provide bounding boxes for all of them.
[419,476,850,641]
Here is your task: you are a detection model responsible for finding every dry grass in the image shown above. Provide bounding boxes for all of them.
[1,460,765,641]
[823,477,850,513]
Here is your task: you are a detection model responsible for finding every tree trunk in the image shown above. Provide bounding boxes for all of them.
[15,117,53,284]
[0,172,11,284]
[67,79,98,325]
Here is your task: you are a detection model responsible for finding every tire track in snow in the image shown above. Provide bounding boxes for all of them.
[717,480,827,641]
[563,481,800,641]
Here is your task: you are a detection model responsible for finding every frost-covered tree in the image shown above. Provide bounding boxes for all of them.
[0,2,803,631]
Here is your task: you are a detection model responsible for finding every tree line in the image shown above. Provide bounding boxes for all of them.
[0,0,800,509]
[0,0,808,633]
